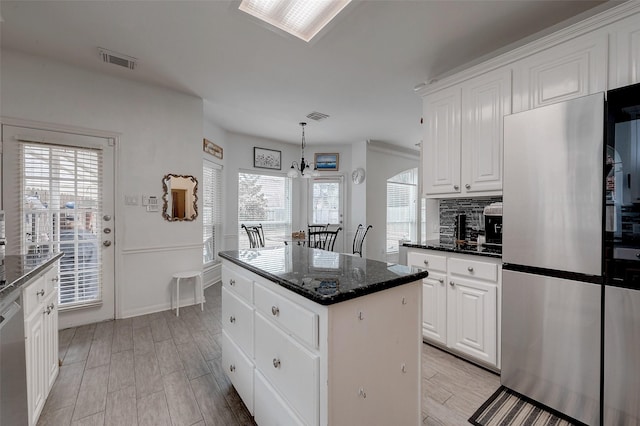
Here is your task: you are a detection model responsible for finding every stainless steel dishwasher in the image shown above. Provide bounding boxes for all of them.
[0,295,28,426]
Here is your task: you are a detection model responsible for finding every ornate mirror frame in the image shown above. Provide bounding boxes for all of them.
[162,174,198,222]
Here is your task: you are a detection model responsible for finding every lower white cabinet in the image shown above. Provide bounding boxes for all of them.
[407,249,501,370]
[23,262,60,426]
[221,262,422,426]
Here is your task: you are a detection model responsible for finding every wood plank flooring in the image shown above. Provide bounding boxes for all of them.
[39,282,500,426]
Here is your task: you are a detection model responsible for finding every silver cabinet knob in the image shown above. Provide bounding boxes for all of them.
[103,227,112,234]
[229,279,235,286]
[636,253,640,259]
[453,185,459,190]
[449,281,455,287]
[103,215,112,222]
[467,266,474,272]
[36,289,45,296]
[438,278,444,284]
[271,306,280,316]
[229,316,236,323]
[465,184,471,189]
[51,277,59,282]
[273,358,281,369]
[229,364,235,372]
[48,303,54,311]
[103,240,112,247]
[423,260,429,266]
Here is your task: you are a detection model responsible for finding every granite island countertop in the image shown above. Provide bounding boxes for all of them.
[402,239,502,259]
[218,245,428,305]
[0,252,63,312]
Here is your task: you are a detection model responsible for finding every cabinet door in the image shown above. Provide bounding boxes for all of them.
[423,87,461,196]
[461,68,511,194]
[446,277,497,367]
[43,290,59,391]
[610,15,640,89]
[422,272,447,345]
[514,33,607,113]
[25,308,45,426]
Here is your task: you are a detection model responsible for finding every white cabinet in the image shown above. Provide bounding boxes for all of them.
[610,14,640,89]
[513,32,607,113]
[23,262,60,426]
[407,249,501,370]
[423,67,510,198]
[221,261,422,426]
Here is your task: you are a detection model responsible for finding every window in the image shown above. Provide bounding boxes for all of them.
[238,172,291,249]
[386,168,418,254]
[20,143,102,308]
[203,161,222,265]
[310,178,342,225]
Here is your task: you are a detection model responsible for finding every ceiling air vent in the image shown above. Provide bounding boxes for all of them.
[306,111,330,121]
[98,47,137,70]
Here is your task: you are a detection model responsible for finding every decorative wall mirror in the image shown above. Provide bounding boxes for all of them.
[162,174,198,221]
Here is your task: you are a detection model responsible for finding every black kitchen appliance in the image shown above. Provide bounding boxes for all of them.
[454,213,466,243]
[483,203,502,246]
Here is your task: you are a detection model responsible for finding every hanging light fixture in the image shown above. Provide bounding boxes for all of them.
[288,122,318,178]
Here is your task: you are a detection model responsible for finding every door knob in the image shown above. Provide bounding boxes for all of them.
[103,240,112,247]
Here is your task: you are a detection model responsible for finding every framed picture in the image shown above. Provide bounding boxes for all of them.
[254,147,281,170]
[203,138,223,159]
[314,153,339,171]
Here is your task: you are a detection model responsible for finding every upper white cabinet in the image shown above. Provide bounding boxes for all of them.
[513,33,607,113]
[610,14,640,89]
[423,67,510,198]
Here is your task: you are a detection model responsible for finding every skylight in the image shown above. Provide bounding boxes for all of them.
[239,0,352,42]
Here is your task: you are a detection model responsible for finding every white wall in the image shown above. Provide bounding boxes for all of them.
[366,142,420,262]
[350,140,368,255]
[2,49,204,320]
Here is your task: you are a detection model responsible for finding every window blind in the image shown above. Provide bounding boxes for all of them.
[238,171,291,249]
[19,142,103,308]
[386,168,418,253]
[203,160,222,264]
[311,179,341,225]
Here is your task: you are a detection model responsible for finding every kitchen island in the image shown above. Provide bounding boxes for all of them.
[219,246,428,426]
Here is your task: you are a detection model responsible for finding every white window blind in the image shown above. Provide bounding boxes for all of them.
[238,171,291,249]
[19,142,103,308]
[203,160,222,264]
[386,168,418,253]
[311,179,341,224]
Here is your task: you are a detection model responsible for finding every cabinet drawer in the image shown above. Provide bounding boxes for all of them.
[407,251,446,272]
[222,265,253,303]
[23,272,49,317]
[254,370,304,426]
[254,282,319,349]
[255,312,319,426]
[221,287,254,358]
[448,257,498,282]
[222,331,254,415]
[44,266,59,295]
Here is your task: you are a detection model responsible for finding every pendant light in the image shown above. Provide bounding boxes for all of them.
[288,122,318,178]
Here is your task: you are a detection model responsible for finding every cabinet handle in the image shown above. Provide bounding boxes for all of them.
[229,364,235,372]
[43,307,50,315]
[273,358,281,369]
[48,303,54,311]
[229,316,236,324]
[465,183,471,189]
[271,306,280,316]
[453,185,459,190]
[229,279,235,286]
[449,281,455,287]
[438,278,444,284]
[423,260,429,266]
[467,266,474,272]
[359,387,367,398]
[51,277,59,282]
[36,289,45,296]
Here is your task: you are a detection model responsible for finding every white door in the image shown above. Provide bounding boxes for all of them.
[2,125,115,327]
[308,177,344,252]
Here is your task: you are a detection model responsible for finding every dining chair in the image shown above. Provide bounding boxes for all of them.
[352,224,373,257]
[241,224,265,248]
[308,223,330,234]
[308,227,342,251]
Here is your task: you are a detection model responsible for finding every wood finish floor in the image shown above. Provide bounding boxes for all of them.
[38,282,500,426]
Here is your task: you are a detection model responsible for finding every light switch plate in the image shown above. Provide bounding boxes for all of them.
[142,195,158,206]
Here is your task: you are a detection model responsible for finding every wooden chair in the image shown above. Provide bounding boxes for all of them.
[352,224,373,257]
[308,227,342,251]
[241,224,265,248]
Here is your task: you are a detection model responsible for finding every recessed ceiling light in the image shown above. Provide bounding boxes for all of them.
[239,0,352,42]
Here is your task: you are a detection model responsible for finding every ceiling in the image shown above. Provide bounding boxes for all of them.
[0,1,616,149]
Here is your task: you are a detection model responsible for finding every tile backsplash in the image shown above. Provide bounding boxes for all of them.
[439,197,502,244]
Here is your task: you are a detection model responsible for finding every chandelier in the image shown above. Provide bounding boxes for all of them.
[288,122,319,178]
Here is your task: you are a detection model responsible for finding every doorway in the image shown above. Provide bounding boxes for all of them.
[308,176,344,252]
[2,124,116,328]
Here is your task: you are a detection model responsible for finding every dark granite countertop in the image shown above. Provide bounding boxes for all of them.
[0,252,64,312]
[402,240,502,259]
[218,246,428,305]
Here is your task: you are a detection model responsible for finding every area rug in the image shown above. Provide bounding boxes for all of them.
[468,386,579,426]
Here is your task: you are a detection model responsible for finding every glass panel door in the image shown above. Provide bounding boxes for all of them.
[309,177,344,252]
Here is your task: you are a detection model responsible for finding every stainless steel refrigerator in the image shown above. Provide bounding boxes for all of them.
[501,93,604,426]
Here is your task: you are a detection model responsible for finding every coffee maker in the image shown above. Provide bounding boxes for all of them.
[483,203,503,246]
